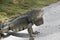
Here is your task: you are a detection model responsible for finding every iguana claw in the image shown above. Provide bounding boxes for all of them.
[33,31,40,35]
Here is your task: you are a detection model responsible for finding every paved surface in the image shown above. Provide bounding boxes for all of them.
[2,1,60,40]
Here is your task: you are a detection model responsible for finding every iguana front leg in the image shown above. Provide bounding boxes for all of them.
[27,23,39,40]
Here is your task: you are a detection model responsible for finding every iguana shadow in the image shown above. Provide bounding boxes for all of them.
[4,32,29,38]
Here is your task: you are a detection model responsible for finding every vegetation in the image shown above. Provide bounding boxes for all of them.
[0,0,60,21]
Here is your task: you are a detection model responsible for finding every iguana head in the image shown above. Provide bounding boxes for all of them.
[28,9,44,26]
[34,9,44,26]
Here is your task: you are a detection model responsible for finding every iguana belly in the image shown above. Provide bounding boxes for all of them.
[11,24,27,32]
[10,20,28,32]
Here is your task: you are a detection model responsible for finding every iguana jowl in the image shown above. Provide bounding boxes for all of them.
[0,9,44,40]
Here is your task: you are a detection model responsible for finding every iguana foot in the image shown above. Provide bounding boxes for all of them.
[33,31,40,35]
[31,31,40,37]
[29,37,34,40]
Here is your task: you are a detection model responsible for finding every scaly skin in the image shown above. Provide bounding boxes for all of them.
[0,9,44,40]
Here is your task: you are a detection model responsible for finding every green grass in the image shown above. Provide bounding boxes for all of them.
[0,0,60,21]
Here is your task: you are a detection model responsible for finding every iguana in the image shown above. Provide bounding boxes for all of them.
[0,9,44,40]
